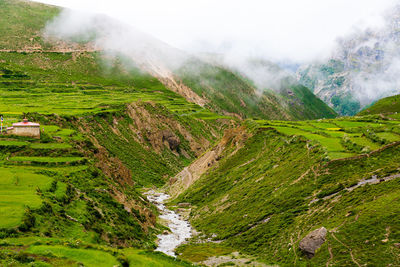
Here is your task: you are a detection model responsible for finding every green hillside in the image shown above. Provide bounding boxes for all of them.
[177,59,337,120]
[0,0,59,50]
[173,118,400,266]
[0,0,228,265]
[358,94,400,116]
[2,0,398,266]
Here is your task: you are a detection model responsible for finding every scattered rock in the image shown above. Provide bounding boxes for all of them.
[299,227,327,258]
[381,238,389,243]
[176,208,188,213]
[65,214,78,222]
[345,211,353,217]
[178,203,191,208]
[394,243,400,248]
[365,240,370,244]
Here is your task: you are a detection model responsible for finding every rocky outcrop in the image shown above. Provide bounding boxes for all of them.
[162,130,181,151]
[299,227,327,258]
[126,101,214,156]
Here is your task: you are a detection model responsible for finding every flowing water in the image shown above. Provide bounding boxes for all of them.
[145,190,192,257]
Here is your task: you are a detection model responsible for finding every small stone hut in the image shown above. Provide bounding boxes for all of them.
[7,119,40,138]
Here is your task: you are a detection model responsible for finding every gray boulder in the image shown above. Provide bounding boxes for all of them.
[299,227,327,258]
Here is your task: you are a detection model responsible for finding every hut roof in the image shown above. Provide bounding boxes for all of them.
[13,119,40,127]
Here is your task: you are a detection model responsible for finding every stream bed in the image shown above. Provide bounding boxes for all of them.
[145,190,192,257]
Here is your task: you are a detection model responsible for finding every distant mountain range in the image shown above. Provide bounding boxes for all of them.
[297,5,400,116]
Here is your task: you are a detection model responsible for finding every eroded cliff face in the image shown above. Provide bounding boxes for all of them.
[125,101,215,156]
[168,125,251,198]
[73,100,232,191]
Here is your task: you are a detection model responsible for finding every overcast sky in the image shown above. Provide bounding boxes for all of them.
[35,0,397,62]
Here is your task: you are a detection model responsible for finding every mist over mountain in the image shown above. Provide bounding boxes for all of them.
[297,4,400,115]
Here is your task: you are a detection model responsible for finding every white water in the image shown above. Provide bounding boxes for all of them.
[146,190,192,257]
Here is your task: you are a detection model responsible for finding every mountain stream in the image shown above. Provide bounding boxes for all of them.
[145,190,192,257]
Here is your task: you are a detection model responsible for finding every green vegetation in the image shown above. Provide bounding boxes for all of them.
[0,168,52,228]
[358,94,400,115]
[0,1,230,264]
[176,243,234,262]
[28,245,120,267]
[0,52,225,118]
[0,238,192,266]
[177,59,337,120]
[255,116,400,159]
[125,249,192,267]
[2,0,400,266]
[9,156,84,164]
[30,143,72,149]
[174,125,400,266]
[0,0,59,50]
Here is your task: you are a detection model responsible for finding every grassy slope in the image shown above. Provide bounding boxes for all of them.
[0,89,207,266]
[257,115,400,159]
[0,0,336,122]
[1,237,192,266]
[176,59,337,121]
[358,94,400,116]
[0,0,59,50]
[174,121,400,266]
[0,0,224,265]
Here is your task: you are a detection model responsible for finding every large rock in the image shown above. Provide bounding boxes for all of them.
[299,227,327,258]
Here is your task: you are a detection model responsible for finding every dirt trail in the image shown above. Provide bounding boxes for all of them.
[310,173,400,205]
[331,233,361,267]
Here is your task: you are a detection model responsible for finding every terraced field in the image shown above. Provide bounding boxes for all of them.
[0,53,228,121]
[0,117,197,265]
[255,117,400,159]
[0,122,87,229]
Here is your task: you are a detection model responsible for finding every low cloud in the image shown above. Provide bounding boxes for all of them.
[39,0,400,96]
[37,0,396,63]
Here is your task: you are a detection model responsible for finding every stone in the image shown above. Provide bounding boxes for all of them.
[161,130,181,151]
[178,202,190,208]
[394,243,400,248]
[299,227,327,258]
